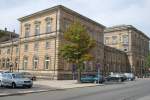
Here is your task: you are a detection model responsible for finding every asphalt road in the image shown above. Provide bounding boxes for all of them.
[1,79,150,100]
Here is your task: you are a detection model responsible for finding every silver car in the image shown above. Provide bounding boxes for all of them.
[124,73,135,81]
[1,73,33,88]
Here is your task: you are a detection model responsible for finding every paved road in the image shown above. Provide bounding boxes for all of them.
[1,79,150,100]
[0,84,55,96]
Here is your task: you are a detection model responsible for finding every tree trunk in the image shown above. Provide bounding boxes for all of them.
[77,68,81,83]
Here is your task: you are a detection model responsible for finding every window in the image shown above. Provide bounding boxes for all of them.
[6,58,10,68]
[46,21,51,33]
[0,59,1,68]
[33,56,39,69]
[16,46,19,54]
[122,35,128,44]
[64,19,71,30]
[105,37,109,44]
[45,40,50,49]
[45,56,50,70]
[34,42,39,51]
[35,24,40,36]
[23,57,28,70]
[25,27,30,37]
[24,43,28,52]
[2,59,5,68]
[15,58,18,69]
[7,48,10,54]
[112,36,117,44]
[45,17,52,33]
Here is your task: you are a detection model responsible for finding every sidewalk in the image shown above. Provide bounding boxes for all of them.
[34,80,102,89]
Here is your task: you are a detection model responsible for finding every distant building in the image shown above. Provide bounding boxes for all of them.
[0,28,19,42]
[104,25,150,77]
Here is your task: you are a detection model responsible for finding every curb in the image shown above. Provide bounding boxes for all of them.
[0,88,63,97]
[0,84,103,97]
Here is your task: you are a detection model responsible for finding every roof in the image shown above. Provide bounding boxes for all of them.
[18,5,105,28]
[104,25,150,40]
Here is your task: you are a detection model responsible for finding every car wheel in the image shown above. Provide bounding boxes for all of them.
[0,81,2,87]
[118,78,122,82]
[12,82,16,88]
[27,85,32,88]
[94,80,97,84]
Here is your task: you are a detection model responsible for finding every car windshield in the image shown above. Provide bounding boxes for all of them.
[12,74,24,79]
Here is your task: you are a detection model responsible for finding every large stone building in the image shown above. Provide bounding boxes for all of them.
[0,5,148,79]
[104,25,150,77]
[15,5,105,79]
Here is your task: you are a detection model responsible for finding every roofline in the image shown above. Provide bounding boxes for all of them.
[104,25,150,40]
[18,5,105,28]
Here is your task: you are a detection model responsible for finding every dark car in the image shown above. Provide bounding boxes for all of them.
[106,73,126,82]
[81,74,105,83]
[20,72,36,81]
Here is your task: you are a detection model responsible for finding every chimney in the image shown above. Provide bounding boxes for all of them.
[4,28,7,31]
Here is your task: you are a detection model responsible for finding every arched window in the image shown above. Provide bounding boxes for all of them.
[33,56,39,69]
[23,57,28,70]
[44,56,50,70]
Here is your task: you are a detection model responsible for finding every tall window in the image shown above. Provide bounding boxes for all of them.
[2,58,5,68]
[24,43,28,52]
[6,58,10,68]
[34,42,39,51]
[33,56,39,69]
[45,17,52,33]
[23,57,28,70]
[45,40,50,49]
[25,27,30,37]
[46,21,51,33]
[45,56,50,70]
[16,46,19,54]
[122,35,128,44]
[105,37,109,44]
[64,19,71,30]
[24,23,30,38]
[7,48,10,54]
[112,36,117,44]
[35,24,40,36]
[0,59,1,68]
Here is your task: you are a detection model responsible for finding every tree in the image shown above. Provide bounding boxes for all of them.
[145,53,150,68]
[59,22,96,83]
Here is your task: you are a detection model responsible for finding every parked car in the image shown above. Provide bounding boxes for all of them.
[20,72,36,81]
[81,74,105,83]
[1,73,33,88]
[124,73,135,81]
[0,72,3,87]
[106,73,127,82]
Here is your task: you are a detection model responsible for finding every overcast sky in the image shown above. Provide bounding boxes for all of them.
[0,0,150,37]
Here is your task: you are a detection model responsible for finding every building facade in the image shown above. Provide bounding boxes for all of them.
[104,45,130,76]
[0,5,149,79]
[17,5,105,79]
[104,25,150,77]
